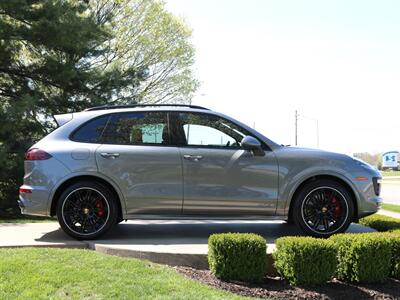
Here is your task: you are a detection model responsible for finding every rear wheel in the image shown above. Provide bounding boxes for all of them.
[292,179,354,237]
[56,181,117,240]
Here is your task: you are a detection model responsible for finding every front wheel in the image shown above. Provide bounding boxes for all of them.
[56,181,118,240]
[292,179,354,237]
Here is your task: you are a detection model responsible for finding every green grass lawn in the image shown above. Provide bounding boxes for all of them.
[381,170,400,177]
[381,203,400,214]
[0,248,247,300]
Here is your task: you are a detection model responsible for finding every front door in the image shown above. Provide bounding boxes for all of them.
[172,112,279,215]
[96,111,183,214]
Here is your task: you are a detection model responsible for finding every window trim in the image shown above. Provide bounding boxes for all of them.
[170,111,271,151]
[69,110,272,151]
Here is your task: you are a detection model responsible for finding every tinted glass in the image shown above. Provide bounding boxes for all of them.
[71,115,109,143]
[178,113,247,148]
[103,112,169,145]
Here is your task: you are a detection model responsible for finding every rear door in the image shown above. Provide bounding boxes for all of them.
[96,111,183,214]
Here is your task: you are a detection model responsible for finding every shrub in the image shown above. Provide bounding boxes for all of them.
[273,237,337,285]
[374,232,400,279]
[391,235,400,279]
[330,233,392,282]
[359,214,400,232]
[208,233,266,282]
[390,229,400,234]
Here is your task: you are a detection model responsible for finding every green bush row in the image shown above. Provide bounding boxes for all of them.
[359,214,400,232]
[208,233,266,282]
[274,232,400,285]
[208,231,400,285]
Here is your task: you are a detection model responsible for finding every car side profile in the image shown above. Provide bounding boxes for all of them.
[19,104,382,240]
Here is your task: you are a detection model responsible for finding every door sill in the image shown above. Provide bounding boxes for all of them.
[123,214,285,221]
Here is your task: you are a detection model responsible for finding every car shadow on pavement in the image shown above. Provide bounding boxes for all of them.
[35,221,375,246]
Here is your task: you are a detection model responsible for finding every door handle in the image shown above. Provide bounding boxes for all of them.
[183,154,203,162]
[100,152,120,159]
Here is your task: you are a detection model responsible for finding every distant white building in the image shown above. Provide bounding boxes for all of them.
[382,151,399,170]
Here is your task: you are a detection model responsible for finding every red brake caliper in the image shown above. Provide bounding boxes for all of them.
[95,199,105,217]
[331,196,341,220]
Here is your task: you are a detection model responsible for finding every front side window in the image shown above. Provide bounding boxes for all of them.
[178,113,247,148]
[102,112,169,145]
[71,115,110,143]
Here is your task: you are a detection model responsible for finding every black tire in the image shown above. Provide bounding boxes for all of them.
[56,181,118,240]
[292,179,354,238]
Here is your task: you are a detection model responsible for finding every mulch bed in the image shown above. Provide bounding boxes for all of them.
[175,266,400,300]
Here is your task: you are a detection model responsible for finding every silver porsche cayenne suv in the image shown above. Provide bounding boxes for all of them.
[19,104,382,239]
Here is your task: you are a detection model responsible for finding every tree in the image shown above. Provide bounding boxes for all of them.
[353,152,382,169]
[90,0,199,104]
[0,0,198,216]
[0,0,116,214]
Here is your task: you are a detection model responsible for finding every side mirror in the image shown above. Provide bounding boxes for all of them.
[241,136,265,156]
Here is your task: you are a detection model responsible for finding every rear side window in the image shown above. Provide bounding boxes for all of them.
[102,112,169,145]
[71,115,109,143]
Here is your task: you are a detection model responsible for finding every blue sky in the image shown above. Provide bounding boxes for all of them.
[166,0,400,154]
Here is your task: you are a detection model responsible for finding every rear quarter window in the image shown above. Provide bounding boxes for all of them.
[70,115,110,143]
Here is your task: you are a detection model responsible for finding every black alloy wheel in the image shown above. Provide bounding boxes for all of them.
[293,179,354,237]
[57,181,117,240]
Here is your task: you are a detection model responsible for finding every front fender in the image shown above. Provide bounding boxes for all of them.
[276,167,360,217]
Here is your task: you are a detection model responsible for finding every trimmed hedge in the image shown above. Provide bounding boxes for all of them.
[208,233,266,282]
[330,233,392,282]
[359,214,400,232]
[391,235,400,279]
[390,229,400,234]
[273,237,337,285]
[374,232,400,279]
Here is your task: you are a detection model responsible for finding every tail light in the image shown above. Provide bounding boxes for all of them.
[24,148,52,161]
[19,187,32,194]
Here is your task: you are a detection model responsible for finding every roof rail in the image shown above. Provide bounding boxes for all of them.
[84,104,210,112]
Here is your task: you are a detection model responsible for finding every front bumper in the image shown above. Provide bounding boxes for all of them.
[357,195,382,219]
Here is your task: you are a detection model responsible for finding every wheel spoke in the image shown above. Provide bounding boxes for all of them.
[313,217,321,229]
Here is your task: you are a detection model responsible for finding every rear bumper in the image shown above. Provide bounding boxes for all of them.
[20,156,71,217]
[18,185,51,217]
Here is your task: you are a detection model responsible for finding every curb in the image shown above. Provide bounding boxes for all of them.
[88,243,278,275]
[0,241,278,275]
[90,244,210,270]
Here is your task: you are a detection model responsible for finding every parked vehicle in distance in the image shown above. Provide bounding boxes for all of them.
[19,104,382,239]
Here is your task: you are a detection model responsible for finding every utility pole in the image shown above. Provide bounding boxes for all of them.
[296,110,320,148]
[295,110,298,146]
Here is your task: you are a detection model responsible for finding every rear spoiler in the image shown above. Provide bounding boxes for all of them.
[53,113,73,127]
